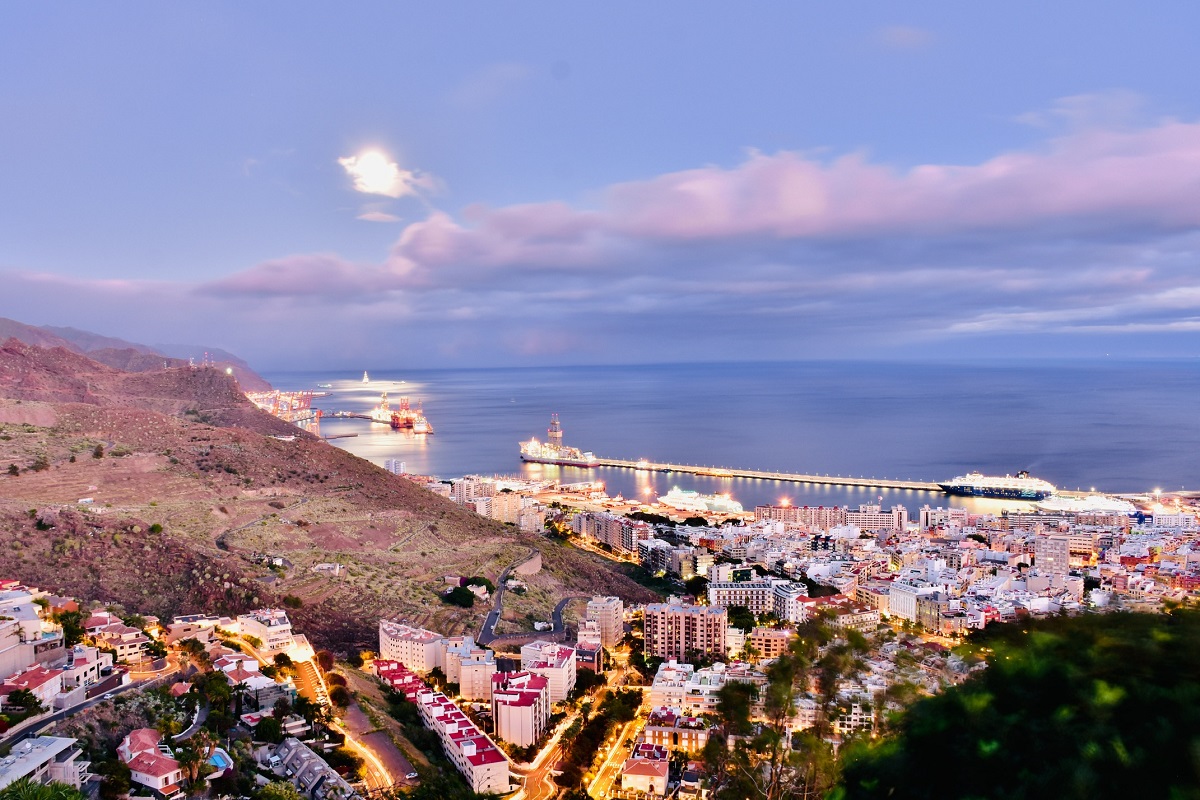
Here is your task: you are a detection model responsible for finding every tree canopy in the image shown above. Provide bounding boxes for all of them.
[841,610,1200,800]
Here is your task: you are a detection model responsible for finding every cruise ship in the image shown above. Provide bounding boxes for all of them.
[938,471,1056,500]
[657,487,744,515]
[519,414,599,468]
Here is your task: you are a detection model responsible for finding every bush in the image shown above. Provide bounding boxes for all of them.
[441,586,475,608]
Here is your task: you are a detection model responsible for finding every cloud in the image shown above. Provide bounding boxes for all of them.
[357,211,402,223]
[12,102,1200,366]
[338,151,434,199]
[875,25,935,50]
[1015,89,1146,131]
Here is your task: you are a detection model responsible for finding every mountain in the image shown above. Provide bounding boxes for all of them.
[0,340,657,653]
[0,316,271,391]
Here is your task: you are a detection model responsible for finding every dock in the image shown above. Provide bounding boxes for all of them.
[592,458,943,492]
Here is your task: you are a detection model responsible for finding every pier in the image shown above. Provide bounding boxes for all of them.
[592,458,943,492]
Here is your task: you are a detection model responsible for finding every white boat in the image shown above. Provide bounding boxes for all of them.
[362,371,370,383]
[938,470,1056,500]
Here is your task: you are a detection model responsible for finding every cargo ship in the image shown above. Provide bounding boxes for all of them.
[520,414,599,467]
[938,471,1056,500]
[657,487,744,515]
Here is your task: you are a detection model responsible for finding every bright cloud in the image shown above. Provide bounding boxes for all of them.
[338,150,430,198]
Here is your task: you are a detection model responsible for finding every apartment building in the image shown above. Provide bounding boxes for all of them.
[490,672,551,748]
[0,737,90,791]
[415,691,510,794]
[378,621,445,674]
[644,604,727,660]
[237,609,295,653]
[519,641,576,703]
[585,596,624,648]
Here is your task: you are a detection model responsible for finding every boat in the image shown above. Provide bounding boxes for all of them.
[938,471,1056,500]
[390,396,434,434]
[520,414,599,467]
[362,371,370,383]
[657,487,744,514]
[1036,494,1137,515]
[317,383,333,389]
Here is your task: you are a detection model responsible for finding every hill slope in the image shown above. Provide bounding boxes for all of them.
[0,342,657,652]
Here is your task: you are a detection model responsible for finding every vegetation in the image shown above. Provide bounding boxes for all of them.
[555,689,642,788]
[0,779,87,800]
[841,610,1200,800]
[441,586,476,608]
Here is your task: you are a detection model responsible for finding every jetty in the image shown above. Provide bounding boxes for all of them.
[593,457,942,492]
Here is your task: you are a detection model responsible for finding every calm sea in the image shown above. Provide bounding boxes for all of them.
[263,361,1200,515]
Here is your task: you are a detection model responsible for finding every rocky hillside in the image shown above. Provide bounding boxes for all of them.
[0,343,658,653]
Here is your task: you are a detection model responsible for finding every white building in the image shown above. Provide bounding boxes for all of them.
[378,621,445,674]
[442,636,496,701]
[118,728,184,798]
[237,609,295,653]
[648,661,766,716]
[585,596,624,648]
[491,671,551,748]
[520,641,576,703]
[416,691,510,794]
[644,604,727,660]
[0,737,90,791]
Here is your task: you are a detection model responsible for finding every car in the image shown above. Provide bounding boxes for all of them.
[405,773,418,780]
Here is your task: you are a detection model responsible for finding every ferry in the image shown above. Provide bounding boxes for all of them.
[938,470,1056,500]
[1036,494,1137,515]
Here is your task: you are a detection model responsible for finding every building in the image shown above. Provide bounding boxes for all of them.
[754,505,848,531]
[491,671,551,748]
[373,660,426,699]
[621,744,670,796]
[648,661,766,716]
[520,641,576,703]
[586,596,624,648]
[270,737,359,800]
[708,579,805,617]
[1035,535,1071,576]
[642,707,711,753]
[118,728,184,798]
[846,504,909,532]
[237,609,295,653]
[416,691,510,794]
[443,637,497,701]
[378,621,445,674]
[0,736,90,791]
[747,628,794,661]
[644,604,727,660]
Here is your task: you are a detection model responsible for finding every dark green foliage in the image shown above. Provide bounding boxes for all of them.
[841,610,1200,800]
[442,586,475,607]
[148,523,163,534]
[255,716,284,743]
[93,444,104,459]
[6,464,17,476]
[328,685,352,707]
[315,650,335,672]
[282,594,303,608]
[555,689,643,788]
[681,515,709,527]
[52,609,85,646]
[684,575,709,597]
[570,668,607,698]
[322,747,364,779]
[627,511,673,526]
[726,604,756,631]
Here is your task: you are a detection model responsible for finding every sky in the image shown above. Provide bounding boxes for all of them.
[3,3,1200,369]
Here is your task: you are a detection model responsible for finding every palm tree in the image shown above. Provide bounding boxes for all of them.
[0,778,87,800]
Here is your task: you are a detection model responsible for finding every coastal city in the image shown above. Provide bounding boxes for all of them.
[6,4,1200,798]
[3,376,1198,800]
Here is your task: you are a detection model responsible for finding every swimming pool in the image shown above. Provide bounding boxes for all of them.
[209,749,232,770]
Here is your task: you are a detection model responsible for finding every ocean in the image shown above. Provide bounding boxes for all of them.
[263,360,1200,515]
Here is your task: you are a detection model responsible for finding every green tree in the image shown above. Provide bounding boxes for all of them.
[255,716,285,744]
[0,778,87,800]
[51,610,85,647]
[726,605,756,632]
[315,650,335,673]
[842,610,1200,800]
[94,759,131,800]
[329,685,352,708]
[258,782,304,800]
[92,444,104,459]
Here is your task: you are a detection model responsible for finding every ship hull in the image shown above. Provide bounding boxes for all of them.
[521,454,599,468]
[938,483,1053,500]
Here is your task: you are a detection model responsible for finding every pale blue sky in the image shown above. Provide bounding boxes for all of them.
[3,3,1200,367]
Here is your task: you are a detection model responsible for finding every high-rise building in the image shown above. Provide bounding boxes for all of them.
[644,604,727,660]
[585,596,624,648]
